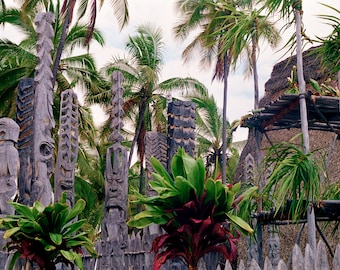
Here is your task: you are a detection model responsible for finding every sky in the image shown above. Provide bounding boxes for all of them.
[89,0,339,141]
[2,0,339,142]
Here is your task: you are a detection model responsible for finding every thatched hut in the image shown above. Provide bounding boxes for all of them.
[235,46,340,266]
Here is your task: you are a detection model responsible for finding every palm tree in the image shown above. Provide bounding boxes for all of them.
[0,2,107,129]
[174,0,242,184]
[5,0,128,88]
[188,91,238,179]
[0,2,109,229]
[314,3,340,88]
[263,0,315,250]
[216,1,280,110]
[89,24,207,172]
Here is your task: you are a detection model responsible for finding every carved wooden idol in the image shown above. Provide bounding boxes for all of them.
[31,12,55,206]
[54,89,79,206]
[0,118,20,215]
[99,71,128,269]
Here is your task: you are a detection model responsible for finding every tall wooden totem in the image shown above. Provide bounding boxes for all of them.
[54,90,79,206]
[31,12,55,206]
[98,71,128,269]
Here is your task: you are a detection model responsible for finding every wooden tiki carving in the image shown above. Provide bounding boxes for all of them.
[167,100,196,172]
[16,78,35,204]
[100,71,128,268]
[31,12,55,206]
[54,89,79,206]
[0,118,20,215]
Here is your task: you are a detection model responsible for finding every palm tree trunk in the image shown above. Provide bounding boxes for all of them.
[295,7,316,251]
[128,100,147,168]
[252,25,259,110]
[221,54,229,184]
[51,0,75,88]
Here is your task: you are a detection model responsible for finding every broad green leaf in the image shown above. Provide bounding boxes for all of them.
[50,232,62,245]
[227,213,254,234]
[74,252,84,270]
[175,176,195,204]
[4,227,20,239]
[10,202,35,221]
[150,156,173,184]
[44,244,56,251]
[33,201,45,213]
[205,179,217,204]
[63,219,86,237]
[61,249,75,261]
[65,199,86,223]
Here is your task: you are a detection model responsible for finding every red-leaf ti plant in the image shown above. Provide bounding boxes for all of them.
[128,148,257,270]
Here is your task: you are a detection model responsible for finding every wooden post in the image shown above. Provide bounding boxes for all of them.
[31,12,55,206]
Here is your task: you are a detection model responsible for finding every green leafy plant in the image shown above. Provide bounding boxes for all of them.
[128,148,256,270]
[0,193,97,270]
[262,135,322,221]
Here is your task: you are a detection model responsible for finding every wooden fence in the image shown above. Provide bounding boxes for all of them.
[81,227,340,270]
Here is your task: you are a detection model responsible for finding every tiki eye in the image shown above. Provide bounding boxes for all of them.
[40,143,52,156]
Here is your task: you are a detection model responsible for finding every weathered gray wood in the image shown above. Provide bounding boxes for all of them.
[333,244,340,270]
[99,71,128,269]
[315,240,329,270]
[267,225,280,268]
[144,131,167,196]
[304,243,314,270]
[238,260,245,270]
[32,12,55,206]
[167,100,196,172]
[0,118,19,215]
[292,244,304,270]
[263,257,273,270]
[277,259,287,270]
[16,78,35,205]
[250,258,262,270]
[54,89,78,206]
[223,260,232,270]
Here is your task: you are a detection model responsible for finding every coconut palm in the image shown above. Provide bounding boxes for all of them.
[6,0,128,88]
[0,2,107,134]
[314,3,340,88]
[90,24,207,172]
[263,0,316,250]
[216,1,280,110]
[174,0,244,184]
[188,91,239,179]
[0,2,109,229]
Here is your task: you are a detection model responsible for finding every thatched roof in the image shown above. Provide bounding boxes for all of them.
[235,46,340,265]
[260,46,327,107]
[236,46,339,183]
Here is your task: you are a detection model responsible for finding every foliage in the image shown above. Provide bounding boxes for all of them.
[314,3,340,75]
[261,134,322,220]
[128,148,257,269]
[0,193,97,270]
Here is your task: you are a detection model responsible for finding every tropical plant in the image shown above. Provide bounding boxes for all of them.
[189,91,239,179]
[0,3,108,230]
[314,3,340,87]
[263,0,318,249]
[0,1,107,120]
[174,0,246,184]
[128,148,257,270]
[261,135,322,221]
[101,24,207,166]
[0,193,97,270]
[215,1,280,110]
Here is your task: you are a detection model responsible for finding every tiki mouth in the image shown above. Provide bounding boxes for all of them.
[60,179,73,189]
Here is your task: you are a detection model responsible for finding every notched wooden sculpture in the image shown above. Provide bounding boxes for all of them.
[0,118,20,215]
